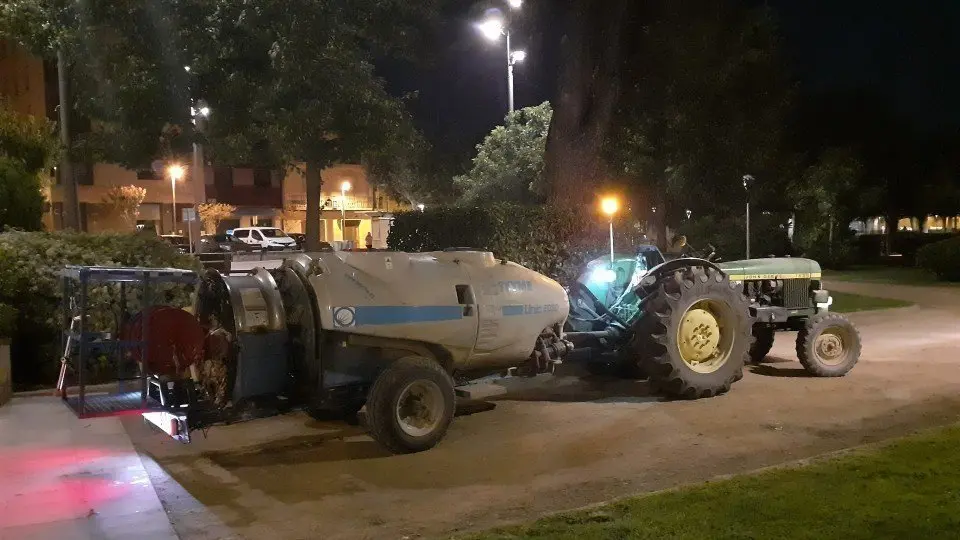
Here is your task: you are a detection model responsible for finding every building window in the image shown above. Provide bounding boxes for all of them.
[253,168,272,188]
[214,167,233,190]
[136,169,160,180]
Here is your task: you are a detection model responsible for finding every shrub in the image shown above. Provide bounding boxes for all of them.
[917,237,960,282]
[388,203,649,285]
[0,230,200,388]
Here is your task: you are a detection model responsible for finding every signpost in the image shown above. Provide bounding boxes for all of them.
[182,208,197,254]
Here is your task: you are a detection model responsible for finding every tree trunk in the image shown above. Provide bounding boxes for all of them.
[543,0,630,208]
[305,162,323,251]
[884,212,897,256]
[57,49,80,231]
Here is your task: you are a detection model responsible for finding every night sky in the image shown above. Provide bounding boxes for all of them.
[385,0,960,167]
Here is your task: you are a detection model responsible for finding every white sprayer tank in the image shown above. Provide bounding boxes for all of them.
[296,250,569,372]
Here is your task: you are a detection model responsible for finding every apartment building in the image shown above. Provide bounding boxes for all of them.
[1,39,407,247]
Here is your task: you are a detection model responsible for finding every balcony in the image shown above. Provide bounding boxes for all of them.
[284,195,373,212]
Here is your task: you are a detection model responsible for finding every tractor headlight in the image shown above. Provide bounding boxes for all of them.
[589,268,618,284]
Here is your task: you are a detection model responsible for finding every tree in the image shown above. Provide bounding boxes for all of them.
[604,1,791,246]
[789,147,863,253]
[1,0,197,231]
[101,185,147,228]
[179,0,441,250]
[541,0,630,208]
[454,102,552,205]
[197,202,236,234]
[0,103,58,231]
[536,1,791,250]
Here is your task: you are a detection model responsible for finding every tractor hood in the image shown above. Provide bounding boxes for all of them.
[717,258,822,281]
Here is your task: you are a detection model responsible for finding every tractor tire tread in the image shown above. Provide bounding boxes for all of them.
[749,326,776,364]
[633,265,753,399]
[364,356,456,454]
[796,312,861,377]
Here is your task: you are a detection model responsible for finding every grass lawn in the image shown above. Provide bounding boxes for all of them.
[826,265,957,287]
[830,291,913,313]
[468,425,960,540]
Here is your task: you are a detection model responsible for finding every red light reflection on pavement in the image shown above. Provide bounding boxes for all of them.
[0,446,131,528]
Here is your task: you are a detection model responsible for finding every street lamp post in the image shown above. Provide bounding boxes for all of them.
[340,180,352,241]
[743,174,754,259]
[190,98,210,253]
[477,3,526,113]
[601,196,620,264]
[168,164,185,234]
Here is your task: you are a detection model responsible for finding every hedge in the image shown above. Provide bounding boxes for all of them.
[916,236,960,282]
[0,303,15,339]
[0,230,199,388]
[387,203,650,285]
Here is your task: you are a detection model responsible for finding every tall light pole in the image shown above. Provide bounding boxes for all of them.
[168,164,185,234]
[601,196,620,264]
[477,3,526,113]
[190,98,210,251]
[743,174,754,259]
[340,180,352,240]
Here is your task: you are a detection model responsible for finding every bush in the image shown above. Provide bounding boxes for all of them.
[0,230,200,388]
[917,237,960,282]
[388,203,649,286]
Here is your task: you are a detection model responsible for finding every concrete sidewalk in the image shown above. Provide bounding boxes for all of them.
[0,395,178,540]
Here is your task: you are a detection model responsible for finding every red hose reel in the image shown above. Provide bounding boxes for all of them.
[120,306,205,378]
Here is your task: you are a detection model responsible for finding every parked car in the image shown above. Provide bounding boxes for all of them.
[159,234,189,254]
[200,234,236,253]
[230,227,297,250]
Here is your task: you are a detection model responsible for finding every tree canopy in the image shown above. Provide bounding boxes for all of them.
[0,103,58,231]
[454,102,552,205]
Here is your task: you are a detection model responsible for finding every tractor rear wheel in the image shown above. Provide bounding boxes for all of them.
[748,326,776,364]
[364,356,456,454]
[796,313,861,377]
[632,266,753,399]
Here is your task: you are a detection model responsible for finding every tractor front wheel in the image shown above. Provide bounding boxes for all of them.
[748,326,776,364]
[796,313,861,377]
[632,266,753,399]
[364,356,456,454]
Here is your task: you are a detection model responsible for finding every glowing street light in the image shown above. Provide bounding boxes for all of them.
[476,4,527,113]
[417,203,426,212]
[600,196,620,264]
[477,18,505,42]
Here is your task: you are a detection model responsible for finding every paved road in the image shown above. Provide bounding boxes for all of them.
[126,282,960,540]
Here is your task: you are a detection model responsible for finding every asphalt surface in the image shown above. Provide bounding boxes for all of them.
[125,280,960,540]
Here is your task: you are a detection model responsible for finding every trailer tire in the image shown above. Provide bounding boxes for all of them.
[796,313,861,377]
[748,326,776,364]
[364,356,456,454]
[633,266,753,399]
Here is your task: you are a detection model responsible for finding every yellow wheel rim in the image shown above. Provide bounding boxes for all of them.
[814,327,851,366]
[676,299,735,374]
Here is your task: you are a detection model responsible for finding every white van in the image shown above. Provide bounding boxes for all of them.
[229,227,298,250]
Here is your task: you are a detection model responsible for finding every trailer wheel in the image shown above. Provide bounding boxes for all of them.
[633,266,753,399]
[364,356,456,454]
[748,326,776,364]
[796,313,861,377]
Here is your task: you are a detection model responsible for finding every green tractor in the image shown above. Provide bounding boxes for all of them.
[564,245,861,398]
